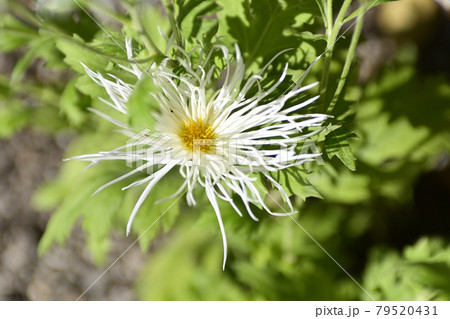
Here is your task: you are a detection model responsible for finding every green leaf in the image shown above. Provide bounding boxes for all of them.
[136,213,247,300]
[0,102,29,138]
[175,0,220,41]
[82,183,123,264]
[0,13,37,52]
[89,32,129,59]
[36,176,94,256]
[75,74,106,97]
[10,37,53,85]
[128,172,182,251]
[325,126,358,171]
[270,167,323,201]
[126,3,169,55]
[36,166,123,264]
[34,131,130,258]
[363,238,450,301]
[220,0,321,67]
[127,76,158,131]
[60,78,86,127]
[309,169,371,204]
[36,0,99,42]
[56,35,110,73]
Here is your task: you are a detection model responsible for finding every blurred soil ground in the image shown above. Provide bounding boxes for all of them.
[0,130,146,300]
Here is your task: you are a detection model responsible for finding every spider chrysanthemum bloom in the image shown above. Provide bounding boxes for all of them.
[72,39,328,268]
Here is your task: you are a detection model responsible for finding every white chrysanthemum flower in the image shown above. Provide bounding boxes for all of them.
[72,39,328,269]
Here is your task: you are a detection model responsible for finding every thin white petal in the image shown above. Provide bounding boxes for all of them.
[205,182,228,271]
[126,161,177,236]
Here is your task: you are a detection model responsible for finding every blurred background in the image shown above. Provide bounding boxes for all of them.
[0,0,449,300]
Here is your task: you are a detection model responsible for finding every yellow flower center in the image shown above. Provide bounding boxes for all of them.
[180,118,216,152]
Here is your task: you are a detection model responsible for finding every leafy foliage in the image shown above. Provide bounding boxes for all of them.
[136,203,360,300]
[175,0,220,42]
[217,0,324,69]
[363,238,450,301]
[1,0,448,302]
[33,132,181,262]
[127,76,159,131]
[325,126,358,171]
[268,167,323,201]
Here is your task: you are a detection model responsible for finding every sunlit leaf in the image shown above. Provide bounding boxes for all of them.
[325,126,358,171]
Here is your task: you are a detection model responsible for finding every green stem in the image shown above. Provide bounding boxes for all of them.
[163,0,184,49]
[43,26,158,64]
[318,0,334,113]
[246,7,278,66]
[8,2,41,28]
[315,0,328,29]
[332,0,353,36]
[128,7,164,57]
[328,8,364,112]
[319,50,332,112]
[326,0,334,34]
[80,0,129,25]
[319,0,354,113]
